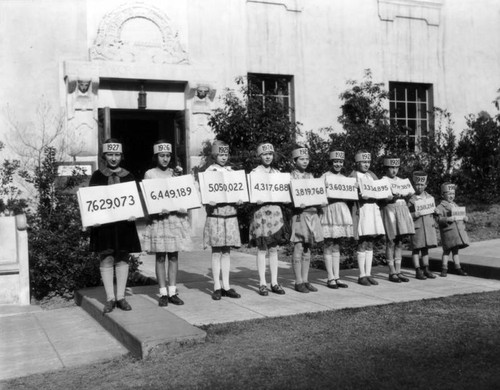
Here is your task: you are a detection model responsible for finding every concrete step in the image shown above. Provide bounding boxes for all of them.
[75,286,206,359]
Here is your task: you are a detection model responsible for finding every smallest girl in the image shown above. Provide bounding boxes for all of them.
[436,183,469,277]
[290,145,324,293]
[380,156,415,283]
[143,140,192,307]
[320,150,353,289]
[203,140,242,300]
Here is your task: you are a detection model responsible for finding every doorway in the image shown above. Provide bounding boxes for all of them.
[98,108,186,180]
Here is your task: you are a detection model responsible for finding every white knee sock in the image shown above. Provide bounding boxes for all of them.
[115,261,129,301]
[357,251,366,277]
[332,252,340,280]
[269,249,279,286]
[168,286,177,296]
[365,250,373,276]
[324,253,334,280]
[100,256,115,301]
[211,252,222,290]
[221,252,231,290]
[395,259,402,274]
[257,250,267,286]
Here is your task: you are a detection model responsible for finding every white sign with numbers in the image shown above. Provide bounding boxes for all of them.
[452,206,466,221]
[290,178,328,207]
[248,172,291,203]
[198,170,249,204]
[414,197,435,216]
[325,175,358,200]
[359,177,392,199]
[77,181,144,228]
[390,178,415,197]
[140,175,201,214]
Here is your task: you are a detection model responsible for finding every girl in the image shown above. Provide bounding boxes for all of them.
[203,140,242,300]
[436,183,469,277]
[407,171,438,280]
[249,143,288,296]
[321,150,353,289]
[380,157,415,283]
[290,146,324,293]
[89,138,141,314]
[349,151,386,286]
[143,140,192,307]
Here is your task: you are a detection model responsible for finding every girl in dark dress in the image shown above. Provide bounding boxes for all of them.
[89,138,141,313]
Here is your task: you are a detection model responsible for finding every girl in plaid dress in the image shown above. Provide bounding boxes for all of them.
[142,140,192,307]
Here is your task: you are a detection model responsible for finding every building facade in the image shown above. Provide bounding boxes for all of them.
[1,0,499,235]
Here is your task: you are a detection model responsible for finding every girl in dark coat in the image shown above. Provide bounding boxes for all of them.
[89,138,141,313]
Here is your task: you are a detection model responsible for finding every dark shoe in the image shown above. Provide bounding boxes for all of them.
[335,279,348,288]
[212,289,222,300]
[424,267,436,279]
[271,284,285,295]
[358,277,370,286]
[295,283,310,293]
[103,300,115,314]
[221,288,241,298]
[327,279,339,289]
[415,268,427,280]
[456,268,468,276]
[440,269,448,277]
[366,276,379,285]
[116,298,132,311]
[397,273,410,283]
[304,282,318,292]
[168,294,184,305]
[158,295,169,307]
[259,285,269,296]
[389,274,401,283]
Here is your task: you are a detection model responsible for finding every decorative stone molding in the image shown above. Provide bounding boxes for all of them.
[378,0,443,26]
[90,2,188,64]
[247,0,303,13]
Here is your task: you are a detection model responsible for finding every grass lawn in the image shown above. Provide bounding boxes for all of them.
[4,290,500,390]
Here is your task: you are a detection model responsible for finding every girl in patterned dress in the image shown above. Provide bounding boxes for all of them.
[380,157,415,283]
[290,146,324,293]
[349,151,387,286]
[249,143,288,296]
[203,141,242,300]
[142,140,192,307]
[321,150,353,289]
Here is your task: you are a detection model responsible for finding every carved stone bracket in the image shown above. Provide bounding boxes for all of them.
[378,0,443,26]
[189,83,217,115]
[90,2,188,64]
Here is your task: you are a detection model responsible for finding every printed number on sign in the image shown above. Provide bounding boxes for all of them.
[363,183,389,192]
[294,187,325,196]
[150,187,192,200]
[328,183,356,192]
[208,182,244,192]
[86,195,136,212]
[254,183,290,192]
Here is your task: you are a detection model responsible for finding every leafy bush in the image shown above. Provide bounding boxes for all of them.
[0,141,28,215]
[27,147,142,299]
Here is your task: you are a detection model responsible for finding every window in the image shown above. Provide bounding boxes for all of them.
[389,82,433,151]
[248,73,294,119]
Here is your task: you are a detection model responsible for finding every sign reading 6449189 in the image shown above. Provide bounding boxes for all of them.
[77,181,145,228]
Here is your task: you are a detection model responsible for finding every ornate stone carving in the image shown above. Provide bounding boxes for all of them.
[90,2,188,64]
[189,83,216,115]
[378,0,443,26]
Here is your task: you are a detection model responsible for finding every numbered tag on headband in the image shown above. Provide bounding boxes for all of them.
[198,170,249,204]
[290,178,327,207]
[359,177,392,199]
[325,175,358,200]
[140,175,201,214]
[77,181,144,228]
[248,172,291,203]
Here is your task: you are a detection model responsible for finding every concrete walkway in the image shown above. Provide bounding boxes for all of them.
[2,239,500,381]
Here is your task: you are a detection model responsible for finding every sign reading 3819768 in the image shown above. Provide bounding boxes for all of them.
[77,181,144,228]
[290,178,328,207]
[140,175,201,214]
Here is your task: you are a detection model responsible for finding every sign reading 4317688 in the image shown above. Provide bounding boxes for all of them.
[77,181,144,228]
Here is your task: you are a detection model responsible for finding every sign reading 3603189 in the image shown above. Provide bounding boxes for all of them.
[77,181,145,228]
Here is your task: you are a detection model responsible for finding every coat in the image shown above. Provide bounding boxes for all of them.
[435,199,469,251]
[407,192,438,250]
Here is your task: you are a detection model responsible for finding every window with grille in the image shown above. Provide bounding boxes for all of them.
[389,82,434,151]
[248,73,294,119]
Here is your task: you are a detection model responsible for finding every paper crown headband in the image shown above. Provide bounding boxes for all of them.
[212,143,229,155]
[441,183,456,193]
[412,172,428,184]
[257,143,274,156]
[153,143,172,154]
[383,158,400,167]
[329,151,345,160]
[354,152,371,162]
[292,147,309,159]
[102,143,122,153]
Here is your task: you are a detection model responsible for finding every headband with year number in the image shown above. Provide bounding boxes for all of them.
[292,148,309,159]
[153,143,172,154]
[329,151,345,160]
[257,143,274,156]
[102,143,122,153]
[212,143,229,155]
[354,152,371,162]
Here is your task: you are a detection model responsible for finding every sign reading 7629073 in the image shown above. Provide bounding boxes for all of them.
[77,181,145,228]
